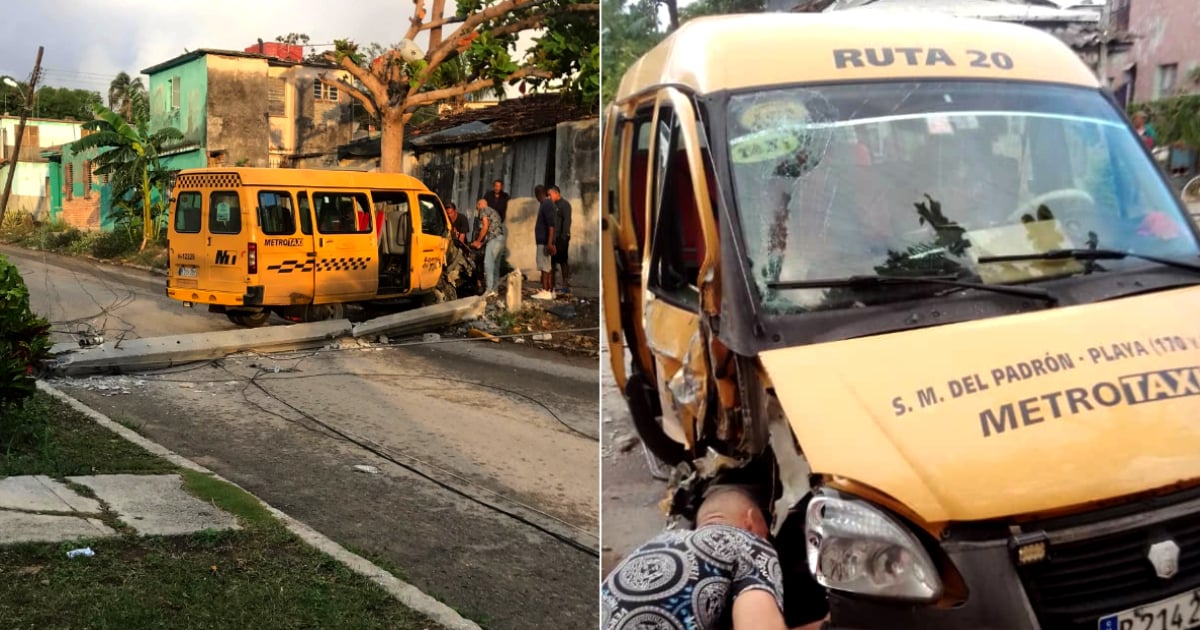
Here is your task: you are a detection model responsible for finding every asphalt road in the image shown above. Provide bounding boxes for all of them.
[4,245,600,630]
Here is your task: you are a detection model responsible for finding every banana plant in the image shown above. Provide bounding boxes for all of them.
[71,95,182,251]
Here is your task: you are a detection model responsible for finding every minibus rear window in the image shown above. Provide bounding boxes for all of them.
[174,191,202,233]
[209,191,242,235]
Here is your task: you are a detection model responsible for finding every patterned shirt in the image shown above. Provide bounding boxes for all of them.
[601,524,785,630]
[471,205,505,244]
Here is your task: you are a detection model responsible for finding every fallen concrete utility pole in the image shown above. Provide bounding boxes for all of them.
[351,296,485,339]
[50,319,353,376]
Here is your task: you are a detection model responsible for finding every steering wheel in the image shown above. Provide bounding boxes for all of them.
[1007,188,1098,242]
[1008,188,1096,224]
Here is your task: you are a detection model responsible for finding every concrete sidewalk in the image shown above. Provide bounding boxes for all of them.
[27,381,482,630]
[0,474,239,544]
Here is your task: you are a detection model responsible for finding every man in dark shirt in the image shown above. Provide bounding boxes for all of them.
[483,179,510,223]
[549,186,572,295]
[445,202,470,244]
[533,190,557,300]
[601,485,795,630]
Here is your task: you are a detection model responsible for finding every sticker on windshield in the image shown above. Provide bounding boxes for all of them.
[215,201,231,222]
[730,129,803,164]
[926,115,954,135]
[952,115,980,130]
[738,100,810,131]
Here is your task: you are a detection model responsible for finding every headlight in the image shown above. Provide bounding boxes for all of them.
[805,494,942,601]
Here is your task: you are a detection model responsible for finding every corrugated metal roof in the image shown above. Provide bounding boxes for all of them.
[830,0,1099,22]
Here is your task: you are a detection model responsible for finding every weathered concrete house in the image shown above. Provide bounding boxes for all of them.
[141,43,356,173]
[0,116,91,223]
[1105,0,1200,103]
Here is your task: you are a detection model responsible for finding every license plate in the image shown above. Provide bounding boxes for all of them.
[178,266,197,277]
[1099,589,1200,630]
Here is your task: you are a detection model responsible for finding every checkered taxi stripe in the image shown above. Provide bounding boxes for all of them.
[316,257,371,272]
[266,253,371,273]
[174,173,243,189]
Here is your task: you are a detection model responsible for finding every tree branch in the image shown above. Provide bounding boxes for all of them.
[322,51,386,105]
[405,0,428,41]
[324,75,379,118]
[483,5,601,39]
[429,0,447,50]
[404,65,551,110]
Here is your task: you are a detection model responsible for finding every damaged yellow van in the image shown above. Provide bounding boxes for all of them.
[603,12,1200,629]
[166,167,455,327]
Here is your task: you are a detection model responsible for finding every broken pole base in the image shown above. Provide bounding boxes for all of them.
[351,296,485,339]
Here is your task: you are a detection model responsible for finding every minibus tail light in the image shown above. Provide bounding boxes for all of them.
[247,242,258,274]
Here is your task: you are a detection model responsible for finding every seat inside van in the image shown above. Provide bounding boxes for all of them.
[376,201,410,258]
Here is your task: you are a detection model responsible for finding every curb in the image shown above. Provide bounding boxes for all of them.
[36,380,482,630]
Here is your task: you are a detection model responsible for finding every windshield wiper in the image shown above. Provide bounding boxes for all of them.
[977,248,1200,274]
[767,274,1058,303]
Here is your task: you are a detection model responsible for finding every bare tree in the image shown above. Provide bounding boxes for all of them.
[322,0,598,172]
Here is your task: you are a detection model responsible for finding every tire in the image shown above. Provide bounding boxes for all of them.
[421,277,458,306]
[226,311,270,328]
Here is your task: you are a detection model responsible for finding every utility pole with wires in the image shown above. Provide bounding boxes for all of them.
[0,45,45,227]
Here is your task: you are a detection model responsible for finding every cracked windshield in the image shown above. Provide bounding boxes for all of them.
[727,80,1200,312]
[0,1,600,628]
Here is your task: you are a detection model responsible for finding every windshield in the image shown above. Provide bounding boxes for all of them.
[724,81,1200,313]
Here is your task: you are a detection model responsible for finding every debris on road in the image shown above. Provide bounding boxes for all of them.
[468,329,500,343]
[352,465,381,475]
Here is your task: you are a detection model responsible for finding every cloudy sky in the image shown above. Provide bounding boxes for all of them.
[0,0,533,96]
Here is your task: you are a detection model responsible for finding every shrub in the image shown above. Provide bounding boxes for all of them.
[0,211,35,243]
[90,228,139,259]
[0,253,51,410]
[43,227,85,252]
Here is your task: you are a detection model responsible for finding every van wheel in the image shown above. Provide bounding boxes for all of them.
[227,311,270,328]
[421,278,457,306]
[305,302,344,322]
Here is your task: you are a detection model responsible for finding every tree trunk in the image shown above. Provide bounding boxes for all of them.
[139,167,152,251]
[378,111,407,173]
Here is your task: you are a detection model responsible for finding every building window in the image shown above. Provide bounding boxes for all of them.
[1155,64,1178,99]
[83,161,92,198]
[170,76,180,109]
[268,79,286,117]
[65,163,73,201]
[313,81,339,101]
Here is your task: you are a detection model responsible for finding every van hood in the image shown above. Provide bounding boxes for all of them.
[760,286,1200,524]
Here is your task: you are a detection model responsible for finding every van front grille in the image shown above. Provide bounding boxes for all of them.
[175,173,242,189]
[1018,497,1200,629]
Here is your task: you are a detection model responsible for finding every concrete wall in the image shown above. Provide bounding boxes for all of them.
[0,116,83,154]
[553,120,600,288]
[1109,0,1200,101]
[0,117,84,220]
[409,117,600,288]
[206,55,271,167]
[44,141,111,230]
[148,55,207,149]
[287,65,354,157]
[0,161,49,218]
